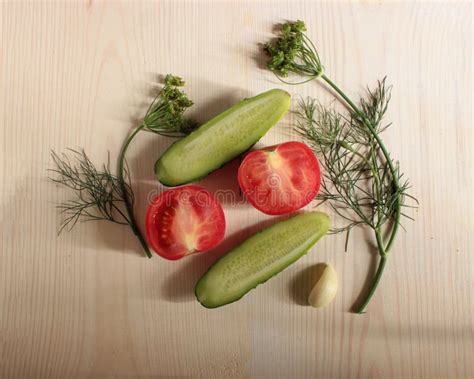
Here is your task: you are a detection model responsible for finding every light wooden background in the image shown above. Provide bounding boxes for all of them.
[1,1,472,378]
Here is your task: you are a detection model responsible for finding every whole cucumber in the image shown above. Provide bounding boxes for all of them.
[155,89,290,186]
[195,211,329,308]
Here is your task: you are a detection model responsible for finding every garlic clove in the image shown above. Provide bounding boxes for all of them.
[308,263,338,308]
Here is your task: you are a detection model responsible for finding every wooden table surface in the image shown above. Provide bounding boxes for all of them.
[1,1,472,378]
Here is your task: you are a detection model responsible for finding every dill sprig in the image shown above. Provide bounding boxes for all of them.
[117,74,196,258]
[49,149,132,233]
[140,74,197,137]
[264,20,323,81]
[51,74,196,258]
[263,21,417,313]
[295,80,416,234]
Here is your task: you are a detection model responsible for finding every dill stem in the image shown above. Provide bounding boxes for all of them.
[117,124,153,258]
[357,247,387,314]
[111,203,132,225]
[321,74,401,312]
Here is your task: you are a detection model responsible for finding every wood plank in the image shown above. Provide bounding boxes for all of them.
[0,1,472,378]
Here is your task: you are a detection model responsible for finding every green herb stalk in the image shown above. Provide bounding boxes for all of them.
[263,21,416,313]
[50,75,196,258]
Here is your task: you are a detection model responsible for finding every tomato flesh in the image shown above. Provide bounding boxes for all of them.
[145,185,226,260]
[238,141,320,215]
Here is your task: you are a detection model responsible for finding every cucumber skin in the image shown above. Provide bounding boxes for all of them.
[155,89,291,186]
[195,212,330,309]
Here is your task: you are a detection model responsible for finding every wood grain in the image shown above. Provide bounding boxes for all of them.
[0,1,472,378]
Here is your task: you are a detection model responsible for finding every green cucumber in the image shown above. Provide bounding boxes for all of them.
[195,211,330,308]
[155,89,290,186]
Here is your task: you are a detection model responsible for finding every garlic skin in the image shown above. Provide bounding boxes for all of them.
[308,263,338,308]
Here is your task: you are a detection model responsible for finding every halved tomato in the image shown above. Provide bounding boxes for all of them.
[238,141,320,215]
[145,185,226,260]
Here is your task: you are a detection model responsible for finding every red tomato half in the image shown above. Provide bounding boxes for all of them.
[145,185,226,260]
[238,141,320,215]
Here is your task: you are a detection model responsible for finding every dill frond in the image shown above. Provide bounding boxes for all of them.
[264,20,418,313]
[50,74,195,258]
[49,149,131,234]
